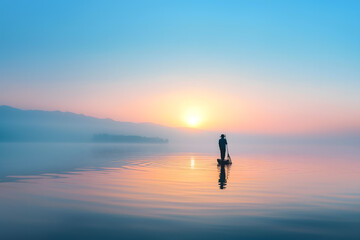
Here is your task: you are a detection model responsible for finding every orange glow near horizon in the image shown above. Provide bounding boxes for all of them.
[11,82,360,135]
[141,88,247,132]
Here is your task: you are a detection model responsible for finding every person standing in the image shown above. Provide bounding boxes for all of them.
[218,134,227,161]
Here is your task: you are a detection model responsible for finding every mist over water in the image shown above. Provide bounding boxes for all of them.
[0,142,359,240]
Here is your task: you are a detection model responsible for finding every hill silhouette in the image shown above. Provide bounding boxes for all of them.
[0,106,179,142]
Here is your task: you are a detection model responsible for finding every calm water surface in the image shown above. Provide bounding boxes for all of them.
[0,143,359,239]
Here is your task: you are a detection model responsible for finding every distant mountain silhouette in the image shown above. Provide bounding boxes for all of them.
[0,106,182,142]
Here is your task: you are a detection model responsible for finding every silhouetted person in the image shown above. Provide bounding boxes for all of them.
[218,134,227,161]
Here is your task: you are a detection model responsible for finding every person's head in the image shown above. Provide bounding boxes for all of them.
[220,134,225,138]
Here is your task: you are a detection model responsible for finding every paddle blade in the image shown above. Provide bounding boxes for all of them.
[227,153,232,163]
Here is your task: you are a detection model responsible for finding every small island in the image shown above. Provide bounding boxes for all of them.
[93,133,168,144]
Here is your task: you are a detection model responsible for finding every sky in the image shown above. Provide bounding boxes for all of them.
[0,0,359,134]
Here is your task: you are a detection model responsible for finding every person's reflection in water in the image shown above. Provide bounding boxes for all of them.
[218,164,231,189]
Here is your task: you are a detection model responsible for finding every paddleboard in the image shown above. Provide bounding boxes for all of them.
[217,159,231,165]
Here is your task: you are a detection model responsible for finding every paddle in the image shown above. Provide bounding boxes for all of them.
[227,144,232,163]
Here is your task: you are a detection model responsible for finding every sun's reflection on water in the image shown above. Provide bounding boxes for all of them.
[190,157,195,169]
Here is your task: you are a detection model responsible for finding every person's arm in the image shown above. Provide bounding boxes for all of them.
[225,139,227,145]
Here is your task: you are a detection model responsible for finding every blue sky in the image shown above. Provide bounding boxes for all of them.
[0,0,359,133]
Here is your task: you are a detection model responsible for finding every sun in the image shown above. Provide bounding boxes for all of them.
[186,115,200,127]
[183,106,205,128]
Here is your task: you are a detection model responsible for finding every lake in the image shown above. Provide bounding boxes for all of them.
[0,143,359,240]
